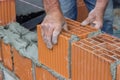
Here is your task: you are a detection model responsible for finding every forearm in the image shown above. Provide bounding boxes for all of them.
[43,0,62,14]
[95,0,108,12]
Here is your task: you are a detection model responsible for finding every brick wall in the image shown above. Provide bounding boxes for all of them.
[0,18,120,80]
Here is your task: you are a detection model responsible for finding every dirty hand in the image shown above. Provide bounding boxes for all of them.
[81,8,104,29]
[41,11,67,49]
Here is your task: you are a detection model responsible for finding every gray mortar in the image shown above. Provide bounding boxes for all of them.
[68,35,80,79]
[32,62,36,80]
[88,29,103,38]
[0,23,38,64]
[110,60,120,80]
[36,62,66,80]
[0,63,19,80]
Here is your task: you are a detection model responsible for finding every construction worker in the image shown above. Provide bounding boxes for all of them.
[41,0,109,49]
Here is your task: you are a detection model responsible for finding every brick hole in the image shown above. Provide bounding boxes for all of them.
[85,26,97,31]
[112,55,120,60]
[91,37,104,43]
[80,40,94,46]
[93,50,103,55]
[99,49,115,56]
[96,36,115,43]
[66,18,80,26]
[90,40,100,45]
[61,31,71,38]
[100,34,115,40]
[85,38,93,42]
[67,25,77,30]
[78,42,94,51]
[69,29,84,34]
[113,49,120,56]
[98,43,117,51]
[101,54,116,62]
[93,46,102,50]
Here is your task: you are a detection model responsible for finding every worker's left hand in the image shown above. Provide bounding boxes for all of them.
[81,8,103,29]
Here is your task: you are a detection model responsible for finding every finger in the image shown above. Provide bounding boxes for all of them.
[81,18,90,26]
[81,17,95,26]
[62,22,68,31]
[52,27,61,45]
[41,24,53,49]
[44,34,53,49]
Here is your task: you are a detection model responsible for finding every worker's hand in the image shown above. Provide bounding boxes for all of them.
[41,11,67,49]
[81,8,103,29]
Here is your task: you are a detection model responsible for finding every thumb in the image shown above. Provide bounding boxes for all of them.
[81,17,91,26]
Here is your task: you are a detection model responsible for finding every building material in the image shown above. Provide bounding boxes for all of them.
[0,0,16,26]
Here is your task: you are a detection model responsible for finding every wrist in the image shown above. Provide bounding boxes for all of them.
[46,7,62,15]
[94,7,104,16]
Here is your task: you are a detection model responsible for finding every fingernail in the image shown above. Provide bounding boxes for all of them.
[47,43,53,49]
[81,22,86,26]
[52,39,57,45]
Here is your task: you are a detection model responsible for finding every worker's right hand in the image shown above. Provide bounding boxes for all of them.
[81,8,103,29]
[41,11,68,49]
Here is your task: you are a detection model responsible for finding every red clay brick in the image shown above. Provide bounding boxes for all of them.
[0,70,3,80]
[0,0,16,26]
[37,18,97,78]
[13,48,33,80]
[72,43,113,80]
[37,26,71,78]
[72,33,120,80]
[117,65,120,80]
[1,41,13,71]
[0,40,2,61]
[36,67,57,80]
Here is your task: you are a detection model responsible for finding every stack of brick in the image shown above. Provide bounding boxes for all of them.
[37,19,120,80]
[0,0,16,26]
[37,18,98,79]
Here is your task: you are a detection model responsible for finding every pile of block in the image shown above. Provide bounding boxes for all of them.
[0,0,16,26]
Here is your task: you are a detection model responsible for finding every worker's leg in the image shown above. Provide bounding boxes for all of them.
[59,0,77,20]
[84,0,114,34]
